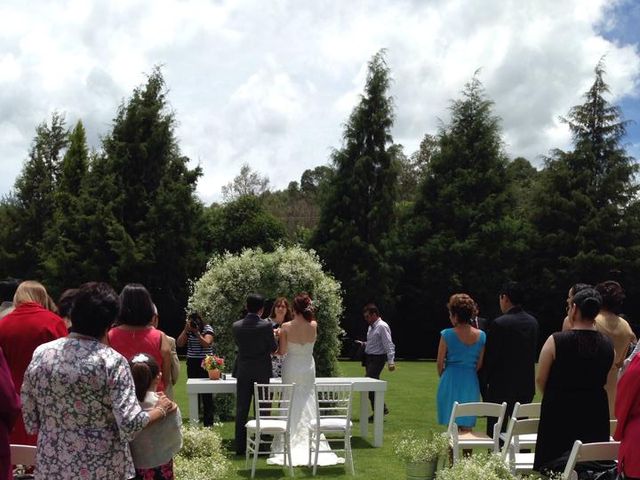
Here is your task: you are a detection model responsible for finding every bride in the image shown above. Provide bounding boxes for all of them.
[267,293,344,467]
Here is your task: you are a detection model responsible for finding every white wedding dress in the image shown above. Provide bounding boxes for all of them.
[267,341,345,467]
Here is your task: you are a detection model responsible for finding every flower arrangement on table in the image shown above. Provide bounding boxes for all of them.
[201,354,225,372]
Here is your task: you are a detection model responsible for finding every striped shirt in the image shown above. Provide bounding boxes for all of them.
[365,317,395,365]
[186,324,214,358]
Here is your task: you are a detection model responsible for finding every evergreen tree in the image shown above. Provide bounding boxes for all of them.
[529,60,638,328]
[311,50,398,338]
[398,75,526,357]
[92,67,207,330]
[40,121,92,292]
[8,113,68,279]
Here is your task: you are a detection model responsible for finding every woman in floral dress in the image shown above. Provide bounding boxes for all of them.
[21,282,176,480]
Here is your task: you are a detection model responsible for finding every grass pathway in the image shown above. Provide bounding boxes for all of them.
[173,360,445,479]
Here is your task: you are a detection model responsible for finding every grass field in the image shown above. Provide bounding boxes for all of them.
[173,360,455,479]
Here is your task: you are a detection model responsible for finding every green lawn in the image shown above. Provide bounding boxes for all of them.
[173,360,449,479]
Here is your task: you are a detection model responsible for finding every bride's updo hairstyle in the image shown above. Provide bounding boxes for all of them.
[293,293,315,322]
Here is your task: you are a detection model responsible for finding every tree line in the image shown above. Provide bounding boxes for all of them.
[1,53,638,358]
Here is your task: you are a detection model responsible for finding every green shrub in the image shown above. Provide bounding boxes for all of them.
[175,423,231,479]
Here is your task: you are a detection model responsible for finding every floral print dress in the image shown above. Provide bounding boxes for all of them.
[21,334,150,479]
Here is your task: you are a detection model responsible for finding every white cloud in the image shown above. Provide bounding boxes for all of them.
[0,0,638,204]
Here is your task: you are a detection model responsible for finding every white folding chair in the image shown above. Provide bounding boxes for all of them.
[499,402,540,453]
[561,440,620,480]
[245,383,296,478]
[609,419,617,441]
[308,383,354,476]
[500,418,539,474]
[447,401,508,462]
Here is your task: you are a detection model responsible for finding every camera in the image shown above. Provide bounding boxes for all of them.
[188,313,201,330]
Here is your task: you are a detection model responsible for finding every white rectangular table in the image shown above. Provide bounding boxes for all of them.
[187,376,387,447]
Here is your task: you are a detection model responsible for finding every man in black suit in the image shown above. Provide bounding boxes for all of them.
[232,293,277,455]
[482,281,539,437]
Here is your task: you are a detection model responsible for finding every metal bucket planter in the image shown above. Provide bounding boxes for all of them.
[406,460,437,480]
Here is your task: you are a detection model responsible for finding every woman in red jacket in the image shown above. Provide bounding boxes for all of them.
[615,353,640,479]
[0,281,67,446]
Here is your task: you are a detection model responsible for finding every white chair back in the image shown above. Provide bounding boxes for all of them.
[561,440,620,480]
[314,383,353,425]
[10,444,36,467]
[254,383,296,429]
[512,402,541,419]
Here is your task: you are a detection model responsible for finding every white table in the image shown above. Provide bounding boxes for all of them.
[187,376,387,447]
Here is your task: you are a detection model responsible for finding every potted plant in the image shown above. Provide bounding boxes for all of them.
[201,354,225,380]
[394,430,450,480]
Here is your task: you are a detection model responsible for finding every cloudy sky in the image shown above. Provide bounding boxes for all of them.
[1,0,639,204]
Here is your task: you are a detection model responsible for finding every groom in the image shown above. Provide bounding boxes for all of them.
[232,293,278,455]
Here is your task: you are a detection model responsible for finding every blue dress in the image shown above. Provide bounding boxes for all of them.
[436,328,486,427]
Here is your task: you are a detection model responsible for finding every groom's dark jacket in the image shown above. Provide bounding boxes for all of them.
[232,313,277,380]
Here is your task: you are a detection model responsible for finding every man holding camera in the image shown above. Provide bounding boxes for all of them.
[177,312,215,426]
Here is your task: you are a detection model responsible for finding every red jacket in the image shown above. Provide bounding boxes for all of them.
[0,347,21,480]
[0,302,67,446]
[615,354,640,477]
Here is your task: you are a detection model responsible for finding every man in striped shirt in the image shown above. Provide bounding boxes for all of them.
[357,303,395,421]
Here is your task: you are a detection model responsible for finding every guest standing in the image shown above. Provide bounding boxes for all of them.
[269,297,292,378]
[21,282,176,480]
[357,303,395,419]
[176,311,215,426]
[533,287,613,474]
[437,294,486,428]
[0,347,20,480]
[482,281,538,436]
[108,284,172,393]
[614,353,640,479]
[594,280,636,417]
[0,280,67,445]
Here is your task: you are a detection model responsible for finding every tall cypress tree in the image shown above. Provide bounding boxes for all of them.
[93,67,207,330]
[40,121,92,291]
[8,113,68,279]
[399,75,526,357]
[311,50,398,338]
[529,60,638,327]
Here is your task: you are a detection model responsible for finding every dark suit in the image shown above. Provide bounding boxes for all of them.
[482,306,539,436]
[232,313,277,454]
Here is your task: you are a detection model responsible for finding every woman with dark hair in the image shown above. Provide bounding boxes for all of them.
[0,280,67,446]
[269,297,292,378]
[436,293,486,429]
[108,284,172,393]
[176,311,214,425]
[268,293,343,467]
[21,282,176,479]
[594,280,637,417]
[533,287,614,474]
[57,288,78,329]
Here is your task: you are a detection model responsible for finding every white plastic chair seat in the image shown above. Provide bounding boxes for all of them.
[512,452,535,472]
[246,419,288,433]
[310,417,353,431]
[10,444,37,466]
[457,431,493,443]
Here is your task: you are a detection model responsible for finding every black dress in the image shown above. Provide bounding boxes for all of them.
[533,330,614,473]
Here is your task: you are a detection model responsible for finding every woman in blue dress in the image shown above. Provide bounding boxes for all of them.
[437,294,486,429]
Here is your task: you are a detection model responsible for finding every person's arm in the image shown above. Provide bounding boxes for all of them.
[277,325,288,356]
[176,319,189,348]
[436,336,447,377]
[536,335,556,394]
[476,346,486,372]
[168,337,180,385]
[381,323,396,370]
[160,333,172,388]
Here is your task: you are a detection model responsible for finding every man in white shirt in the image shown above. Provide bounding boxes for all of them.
[357,303,395,421]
